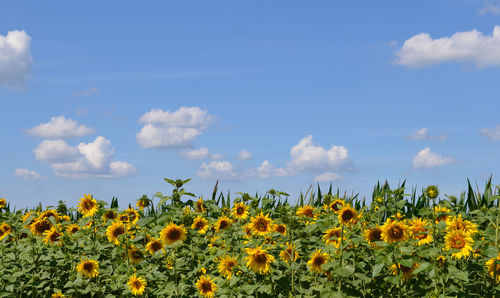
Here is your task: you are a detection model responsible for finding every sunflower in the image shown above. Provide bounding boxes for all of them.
[409,218,433,245]
[39,209,60,222]
[364,226,383,247]
[436,256,446,266]
[128,245,144,264]
[446,214,478,235]
[0,198,6,209]
[279,242,299,264]
[307,249,330,273]
[231,202,249,220]
[245,246,275,274]
[43,226,63,246]
[77,194,98,217]
[208,235,225,249]
[102,210,117,222]
[425,185,439,199]
[195,275,217,298]
[195,198,205,213]
[145,237,164,255]
[214,216,231,232]
[434,206,451,223]
[390,263,419,280]
[322,227,344,248]
[106,222,127,245]
[218,255,238,279]
[183,206,192,215]
[329,199,345,213]
[66,224,81,234]
[22,211,35,224]
[444,229,474,259]
[51,291,66,298]
[296,205,316,219]
[136,198,149,211]
[160,222,187,245]
[381,219,408,243]
[128,274,147,296]
[242,224,253,239]
[125,208,140,225]
[249,212,274,236]
[0,223,12,235]
[191,215,209,234]
[76,258,99,278]
[30,218,52,236]
[61,215,70,222]
[485,253,500,283]
[338,205,358,225]
[117,212,131,224]
[274,224,287,235]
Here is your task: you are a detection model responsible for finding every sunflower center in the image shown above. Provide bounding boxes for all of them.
[113,226,125,237]
[236,207,244,215]
[132,250,142,259]
[332,202,342,211]
[201,281,212,292]
[168,229,180,240]
[105,212,116,220]
[452,236,465,249]
[83,262,94,272]
[313,256,326,266]
[370,230,382,241]
[219,221,229,229]
[276,225,285,233]
[257,220,268,231]
[342,210,354,221]
[50,232,61,242]
[254,253,267,264]
[390,226,403,239]
[151,241,161,251]
[413,227,428,239]
[133,280,142,288]
[36,220,51,233]
[400,265,411,273]
[195,221,205,229]
[303,209,314,218]
[83,201,93,210]
[226,261,235,269]
[70,227,79,233]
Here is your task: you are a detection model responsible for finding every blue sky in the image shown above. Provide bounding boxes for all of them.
[2,1,500,209]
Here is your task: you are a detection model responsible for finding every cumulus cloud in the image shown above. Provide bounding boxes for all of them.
[197,160,238,181]
[27,116,94,139]
[210,153,224,160]
[14,168,44,180]
[136,106,214,149]
[181,147,211,160]
[314,172,341,182]
[237,149,252,160]
[287,135,351,172]
[480,124,500,140]
[478,1,500,15]
[72,86,99,97]
[408,128,446,141]
[252,160,290,179]
[413,147,455,169]
[395,26,500,68]
[34,136,135,178]
[0,30,32,89]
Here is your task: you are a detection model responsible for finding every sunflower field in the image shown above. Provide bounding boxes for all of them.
[0,177,499,297]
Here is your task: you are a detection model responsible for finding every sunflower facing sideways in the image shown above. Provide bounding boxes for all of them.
[296,205,316,219]
[279,242,299,264]
[434,206,451,223]
[444,229,474,259]
[486,253,500,283]
[128,274,147,296]
[77,194,98,217]
[274,223,287,236]
[214,216,231,232]
[409,218,433,245]
[128,245,144,264]
[381,219,408,243]
[195,275,217,298]
[160,222,187,245]
[106,222,128,245]
[328,199,345,213]
[145,237,164,255]
[245,246,275,274]
[43,226,63,246]
[390,263,419,280]
[322,227,344,248]
[217,255,238,279]
[249,212,274,236]
[191,215,209,234]
[307,249,330,273]
[364,226,383,247]
[76,258,99,278]
[194,198,206,213]
[231,202,249,220]
[338,205,359,226]
[102,210,117,222]
[66,224,80,234]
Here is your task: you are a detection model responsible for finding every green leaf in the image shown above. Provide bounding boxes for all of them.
[372,263,385,278]
[484,246,498,258]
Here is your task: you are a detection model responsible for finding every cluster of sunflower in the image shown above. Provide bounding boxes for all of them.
[0,183,499,297]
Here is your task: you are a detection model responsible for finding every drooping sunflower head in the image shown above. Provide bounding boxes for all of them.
[485,253,500,283]
[128,245,144,264]
[390,263,419,280]
[338,205,358,225]
[31,218,52,236]
[250,212,274,236]
[160,222,187,245]
[195,275,217,298]
[76,258,99,278]
[44,226,63,246]
[409,217,433,245]
[231,202,249,220]
[77,194,98,218]
[434,206,451,223]
[245,246,275,274]
[425,185,439,199]
[364,226,383,246]
[136,197,149,211]
[279,242,299,264]
[296,205,316,219]
[128,274,147,296]
[195,198,205,213]
[215,216,231,232]
[145,237,164,255]
[381,219,408,243]
[274,224,287,235]
[218,255,238,279]
[329,199,345,213]
[307,249,330,273]
[446,214,478,235]
[66,224,81,235]
[444,229,474,259]
[102,210,117,222]
[191,215,209,234]
[0,198,6,209]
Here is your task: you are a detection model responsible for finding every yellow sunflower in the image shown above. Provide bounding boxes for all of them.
[214,216,231,232]
[125,208,140,225]
[249,212,274,236]
[191,215,209,234]
[51,291,66,298]
[329,199,345,213]
[106,222,128,245]
[409,217,433,245]
[436,256,446,266]
[425,185,439,199]
[102,210,117,222]
[0,223,12,240]
[444,229,474,259]
[381,219,408,243]
[117,212,130,224]
[322,227,344,248]
[136,198,149,211]
[66,224,81,234]
[364,226,383,247]
[160,222,187,245]
[0,198,6,209]
[128,245,144,264]
[39,209,60,222]
[279,242,299,264]
[434,206,451,223]
[242,224,253,239]
[274,224,287,235]
[390,263,419,280]
[183,206,192,215]
[30,218,52,236]
[43,226,63,246]
[338,205,359,225]
[128,274,147,296]
[231,202,249,220]
[296,205,316,219]
[245,246,275,274]
[145,237,164,255]
[446,214,478,235]
[77,194,98,217]
[194,198,205,213]
[307,249,330,273]
[218,255,238,279]
[195,275,217,298]
[76,258,99,278]
[485,253,500,283]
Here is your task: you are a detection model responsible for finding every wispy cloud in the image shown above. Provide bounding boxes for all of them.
[14,168,44,180]
[478,1,500,15]
[480,124,500,140]
[408,128,446,141]
[72,86,99,97]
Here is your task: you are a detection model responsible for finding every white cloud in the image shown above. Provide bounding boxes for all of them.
[27,116,94,139]
[287,135,351,172]
[14,168,44,180]
[412,147,455,169]
[252,160,290,179]
[210,153,224,160]
[395,26,500,68]
[314,172,341,182]
[237,149,252,160]
[136,106,214,149]
[0,30,32,89]
[72,86,99,97]
[408,128,446,141]
[181,147,211,160]
[197,160,238,181]
[34,136,135,178]
[478,1,500,15]
[480,124,500,140]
